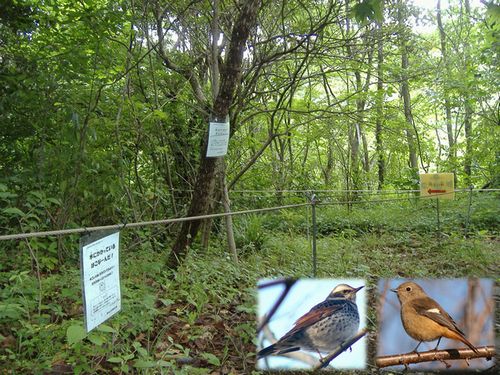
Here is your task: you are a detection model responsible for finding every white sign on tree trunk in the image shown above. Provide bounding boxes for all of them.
[80,231,121,332]
[206,121,230,157]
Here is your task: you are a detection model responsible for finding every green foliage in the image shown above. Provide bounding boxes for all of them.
[66,324,86,345]
[0,196,498,372]
[351,0,384,23]
[234,214,268,254]
[0,302,26,321]
[0,0,498,372]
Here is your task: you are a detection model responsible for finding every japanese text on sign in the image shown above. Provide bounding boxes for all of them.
[81,232,121,332]
[206,121,230,157]
[420,173,455,200]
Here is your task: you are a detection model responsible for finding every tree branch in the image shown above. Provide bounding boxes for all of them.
[257,278,296,333]
[376,346,495,369]
[228,132,277,190]
[313,328,368,370]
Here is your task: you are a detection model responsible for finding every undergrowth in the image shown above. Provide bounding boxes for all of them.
[0,195,498,373]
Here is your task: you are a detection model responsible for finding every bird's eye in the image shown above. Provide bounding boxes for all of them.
[406,286,411,291]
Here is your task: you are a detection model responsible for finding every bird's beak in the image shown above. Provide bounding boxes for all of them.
[354,285,364,293]
[390,288,397,293]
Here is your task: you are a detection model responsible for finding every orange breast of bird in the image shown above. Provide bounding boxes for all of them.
[401,305,450,342]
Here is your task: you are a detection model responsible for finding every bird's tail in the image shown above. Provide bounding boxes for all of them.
[257,344,300,359]
[257,344,277,359]
[459,336,480,354]
[448,331,479,354]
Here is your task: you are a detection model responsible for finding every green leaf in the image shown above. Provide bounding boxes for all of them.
[66,324,87,345]
[107,356,123,363]
[486,3,500,21]
[2,207,24,216]
[0,302,26,320]
[88,333,106,346]
[123,353,135,361]
[157,360,172,367]
[133,341,148,357]
[152,109,168,121]
[351,0,383,23]
[133,359,155,368]
[201,352,220,366]
[0,192,17,199]
[235,304,254,314]
[97,324,117,333]
[46,197,62,205]
[159,298,174,307]
[28,191,44,200]
[371,0,383,22]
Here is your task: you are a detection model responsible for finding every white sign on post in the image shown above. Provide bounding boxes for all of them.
[206,121,230,157]
[80,231,121,333]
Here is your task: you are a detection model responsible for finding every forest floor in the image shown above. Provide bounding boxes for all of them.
[0,194,498,374]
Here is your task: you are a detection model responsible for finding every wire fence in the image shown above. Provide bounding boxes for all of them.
[0,203,310,241]
[1,188,498,276]
[1,188,498,242]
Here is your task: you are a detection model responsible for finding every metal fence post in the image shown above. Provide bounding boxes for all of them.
[464,185,474,238]
[436,198,441,245]
[311,193,317,277]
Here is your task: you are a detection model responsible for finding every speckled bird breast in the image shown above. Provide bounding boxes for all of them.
[301,300,360,353]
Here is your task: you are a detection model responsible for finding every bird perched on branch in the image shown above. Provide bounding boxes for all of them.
[258,283,363,358]
[392,281,479,354]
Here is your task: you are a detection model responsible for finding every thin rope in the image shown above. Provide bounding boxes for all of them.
[1,189,497,241]
[317,190,460,206]
[0,203,309,241]
[172,188,500,194]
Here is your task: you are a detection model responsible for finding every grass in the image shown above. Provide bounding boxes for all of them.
[0,194,498,373]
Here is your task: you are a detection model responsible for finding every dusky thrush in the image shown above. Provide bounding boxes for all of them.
[258,283,363,358]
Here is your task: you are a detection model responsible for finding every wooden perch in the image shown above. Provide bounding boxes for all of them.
[259,325,367,369]
[313,328,368,370]
[376,346,495,368]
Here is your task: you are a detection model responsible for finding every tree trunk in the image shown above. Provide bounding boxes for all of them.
[345,1,373,190]
[463,0,474,185]
[437,0,456,185]
[464,100,473,182]
[345,0,360,192]
[210,0,221,100]
[376,1,385,190]
[398,0,418,177]
[221,169,238,262]
[167,0,261,270]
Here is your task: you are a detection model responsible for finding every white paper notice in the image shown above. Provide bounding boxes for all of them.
[206,121,230,157]
[81,232,121,332]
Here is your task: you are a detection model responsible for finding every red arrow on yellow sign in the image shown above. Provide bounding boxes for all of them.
[428,188,447,194]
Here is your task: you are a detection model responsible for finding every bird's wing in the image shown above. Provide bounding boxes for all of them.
[282,299,346,338]
[412,297,465,335]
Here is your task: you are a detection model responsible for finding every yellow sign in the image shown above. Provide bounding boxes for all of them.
[420,173,454,200]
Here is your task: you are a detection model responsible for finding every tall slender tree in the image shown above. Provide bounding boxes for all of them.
[436,0,457,183]
[462,0,474,185]
[375,0,385,190]
[397,0,419,180]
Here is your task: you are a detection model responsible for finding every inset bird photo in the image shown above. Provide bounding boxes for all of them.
[376,278,495,371]
[256,278,366,371]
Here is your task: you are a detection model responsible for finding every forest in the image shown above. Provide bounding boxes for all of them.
[0,0,498,373]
